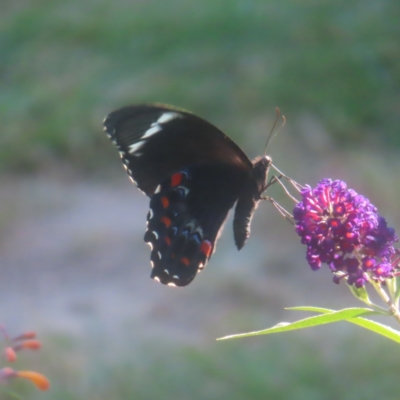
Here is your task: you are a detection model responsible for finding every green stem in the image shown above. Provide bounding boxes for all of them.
[370,280,400,324]
[387,278,398,307]
[368,303,392,314]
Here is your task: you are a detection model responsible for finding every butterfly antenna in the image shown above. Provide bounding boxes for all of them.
[264,107,286,155]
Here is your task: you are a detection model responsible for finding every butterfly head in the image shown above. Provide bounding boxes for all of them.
[251,155,272,194]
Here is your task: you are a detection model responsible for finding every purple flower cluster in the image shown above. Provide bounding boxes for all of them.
[294,179,399,287]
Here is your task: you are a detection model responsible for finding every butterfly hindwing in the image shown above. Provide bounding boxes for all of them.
[144,164,249,286]
[103,104,252,196]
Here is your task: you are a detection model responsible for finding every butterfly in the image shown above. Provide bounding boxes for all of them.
[104,104,272,287]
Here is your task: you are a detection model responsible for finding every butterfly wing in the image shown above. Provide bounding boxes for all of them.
[104,104,257,286]
[103,104,252,196]
[145,164,250,286]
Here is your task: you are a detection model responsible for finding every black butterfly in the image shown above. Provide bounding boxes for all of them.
[104,104,272,287]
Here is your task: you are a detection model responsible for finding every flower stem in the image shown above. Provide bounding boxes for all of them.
[370,280,400,324]
[387,278,398,307]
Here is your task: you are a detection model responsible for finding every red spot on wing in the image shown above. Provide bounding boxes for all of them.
[161,196,169,208]
[200,240,212,258]
[170,173,183,187]
[165,236,171,246]
[160,217,172,227]
[181,257,190,266]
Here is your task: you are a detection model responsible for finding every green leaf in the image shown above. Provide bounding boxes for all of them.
[287,306,374,314]
[290,306,400,344]
[218,307,375,340]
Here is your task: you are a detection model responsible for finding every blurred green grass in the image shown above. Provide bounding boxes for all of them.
[1,0,399,171]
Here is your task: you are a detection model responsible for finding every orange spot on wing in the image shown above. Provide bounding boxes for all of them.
[181,257,190,266]
[160,217,172,227]
[161,196,169,208]
[165,236,171,246]
[200,240,212,258]
[170,173,183,187]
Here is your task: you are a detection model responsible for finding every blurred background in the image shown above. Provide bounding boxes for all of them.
[1,0,400,399]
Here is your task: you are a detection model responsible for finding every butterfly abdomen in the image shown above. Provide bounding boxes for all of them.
[233,156,272,250]
[233,187,259,250]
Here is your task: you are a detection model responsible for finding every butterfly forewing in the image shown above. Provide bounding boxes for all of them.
[104,104,252,196]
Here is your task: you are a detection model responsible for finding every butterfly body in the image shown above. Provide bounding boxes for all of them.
[104,104,271,286]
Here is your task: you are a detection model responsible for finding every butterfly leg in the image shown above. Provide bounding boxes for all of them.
[261,173,295,225]
[265,173,283,189]
[263,196,295,225]
[271,163,303,192]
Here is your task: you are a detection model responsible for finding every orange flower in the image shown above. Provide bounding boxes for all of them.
[12,331,37,342]
[14,340,42,351]
[3,347,17,362]
[16,370,50,391]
